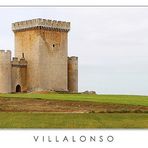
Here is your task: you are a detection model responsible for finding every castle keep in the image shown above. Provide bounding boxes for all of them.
[0,18,78,93]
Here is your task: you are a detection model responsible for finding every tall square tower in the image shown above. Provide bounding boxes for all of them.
[12,18,70,92]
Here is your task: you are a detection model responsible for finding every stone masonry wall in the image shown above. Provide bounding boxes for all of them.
[11,57,27,92]
[68,56,78,93]
[13,18,70,91]
[0,50,12,93]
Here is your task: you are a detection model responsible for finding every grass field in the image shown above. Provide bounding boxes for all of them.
[0,93,148,106]
[0,93,148,128]
[0,112,148,128]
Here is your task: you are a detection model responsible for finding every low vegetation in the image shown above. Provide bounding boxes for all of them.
[0,93,148,128]
[0,112,148,128]
[0,97,148,113]
[0,93,148,106]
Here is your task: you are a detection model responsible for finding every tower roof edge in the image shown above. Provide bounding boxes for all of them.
[12,18,70,32]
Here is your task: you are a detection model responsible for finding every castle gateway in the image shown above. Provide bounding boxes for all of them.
[0,18,78,93]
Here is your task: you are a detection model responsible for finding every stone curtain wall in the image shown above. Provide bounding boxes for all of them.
[0,50,12,93]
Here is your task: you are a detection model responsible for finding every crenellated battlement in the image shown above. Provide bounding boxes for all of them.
[12,18,70,32]
[0,50,11,54]
[11,57,27,67]
[68,56,78,61]
[0,50,11,62]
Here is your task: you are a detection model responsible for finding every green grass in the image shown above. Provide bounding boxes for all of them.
[0,93,148,106]
[0,112,148,128]
[0,94,148,128]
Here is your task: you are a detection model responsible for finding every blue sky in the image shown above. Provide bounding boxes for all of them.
[0,7,148,95]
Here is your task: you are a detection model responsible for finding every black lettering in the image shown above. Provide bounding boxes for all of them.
[99,136,103,142]
[63,136,69,142]
[90,136,96,142]
[107,136,114,142]
[55,136,59,142]
[33,136,39,142]
[72,136,76,142]
[80,136,86,142]
[48,136,52,142]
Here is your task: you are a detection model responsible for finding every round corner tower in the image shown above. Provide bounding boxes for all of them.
[0,50,12,93]
[68,56,78,93]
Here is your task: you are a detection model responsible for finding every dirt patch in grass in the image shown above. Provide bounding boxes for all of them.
[0,97,148,113]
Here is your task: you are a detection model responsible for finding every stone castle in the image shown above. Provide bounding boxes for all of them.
[0,18,78,93]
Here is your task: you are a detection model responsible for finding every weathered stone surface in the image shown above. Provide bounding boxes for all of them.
[11,55,27,92]
[12,18,70,32]
[0,18,78,93]
[0,50,12,93]
[68,56,78,93]
[82,91,96,94]
[14,28,68,92]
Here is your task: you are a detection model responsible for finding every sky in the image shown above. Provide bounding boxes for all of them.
[0,7,148,95]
